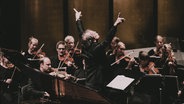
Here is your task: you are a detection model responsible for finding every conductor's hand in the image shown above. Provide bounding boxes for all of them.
[114,12,125,26]
[73,8,82,21]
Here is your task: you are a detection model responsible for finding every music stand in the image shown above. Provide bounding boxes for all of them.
[135,74,179,104]
[0,48,28,65]
[163,75,179,99]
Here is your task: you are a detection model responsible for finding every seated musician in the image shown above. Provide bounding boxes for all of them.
[21,57,55,103]
[148,35,165,57]
[0,55,21,104]
[106,36,120,57]
[136,51,159,75]
[22,36,44,69]
[108,41,135,80]
[64,35,83,70]
[160,43,177,75]
[50,41,76,76]
[22,36,39,59]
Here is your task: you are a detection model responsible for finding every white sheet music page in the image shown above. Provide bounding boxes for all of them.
[107,75,135,90]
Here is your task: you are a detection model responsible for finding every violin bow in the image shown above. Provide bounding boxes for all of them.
[33,43,45,59]
[71,41,79,58]
[111,51,134,66]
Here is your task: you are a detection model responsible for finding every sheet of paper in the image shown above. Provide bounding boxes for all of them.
[107,75,134,90]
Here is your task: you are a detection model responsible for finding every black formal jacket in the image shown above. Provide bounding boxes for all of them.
[76,20,118,91]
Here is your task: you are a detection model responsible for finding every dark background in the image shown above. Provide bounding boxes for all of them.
[1,0,184,56]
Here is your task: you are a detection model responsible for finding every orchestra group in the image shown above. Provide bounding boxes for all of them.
[0,8,183,104]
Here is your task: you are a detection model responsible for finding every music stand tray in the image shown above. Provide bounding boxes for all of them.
[106,75,137,93]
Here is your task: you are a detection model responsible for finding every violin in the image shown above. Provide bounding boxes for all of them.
[58,51,78,69]
[49,67,77,80]
[144,62,159,74]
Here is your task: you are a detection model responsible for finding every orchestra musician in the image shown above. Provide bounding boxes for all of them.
[129,51,160,104]
[148,35,165,57]
[108,41,135,80]
[22,36,45,69]
[64,35,83,70]
[106,36,120,57]
[74,8,125,91]
[136,51,159,75]
[22,36,39,59]
[20,57,56,103]
[0,55,21,104]
[160,43,177,75]
[50,41,76,76]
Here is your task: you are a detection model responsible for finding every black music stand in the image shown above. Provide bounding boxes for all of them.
[162,75,179,99]
[0,48,28,65]
[135,74,179,104]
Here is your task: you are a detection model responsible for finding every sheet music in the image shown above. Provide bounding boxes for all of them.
[107,75,134,90]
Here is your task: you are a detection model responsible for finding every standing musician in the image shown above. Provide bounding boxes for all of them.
[50,41,76,76]
[74,8,125,90]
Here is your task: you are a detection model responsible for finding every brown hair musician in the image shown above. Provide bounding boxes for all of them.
[138,51,159,75]
[50,41,76,76]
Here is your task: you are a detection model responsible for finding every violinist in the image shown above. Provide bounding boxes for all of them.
[22,36,46,69]
[22,36,39,59]
[106,36,120,57]
[21,57,55,103]
[108,41,135,79]
[0,56,21,104]
[50,41,76,76]
[136,51,159,75]
[160,43,177,75]
[64,35,83,70]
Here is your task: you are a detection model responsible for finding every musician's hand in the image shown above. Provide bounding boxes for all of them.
[5,78,12,84]
[43,92,50,97]
[126,58,136,70]
[64,74,72,80]
[178,90,182,97]
[74,8,82,21]
[114,12,125,26]
[49,72,57,76]
[66,61,72,67]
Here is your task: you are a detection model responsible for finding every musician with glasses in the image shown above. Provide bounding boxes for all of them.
[50,41,76,76]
